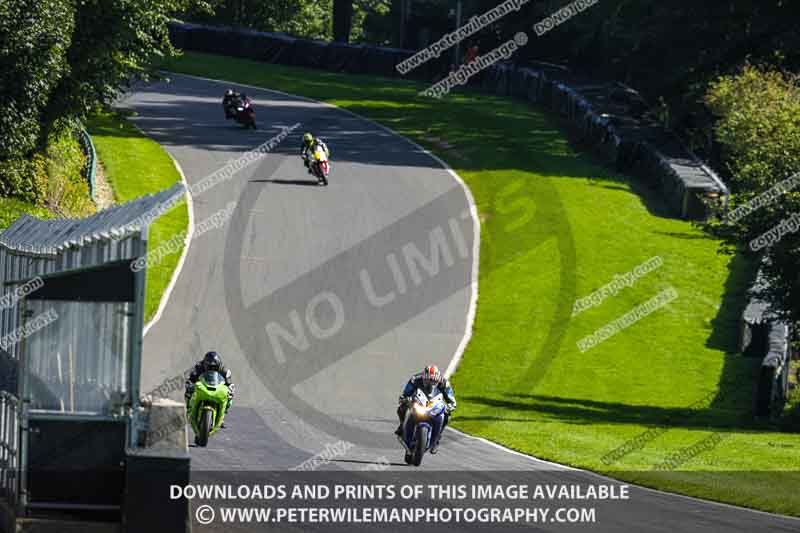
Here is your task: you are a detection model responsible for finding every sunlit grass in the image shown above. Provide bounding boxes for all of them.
[87,111,189,322]
[163,51,800,515]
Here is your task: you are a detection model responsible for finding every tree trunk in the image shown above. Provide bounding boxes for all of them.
[389,0,411,48]
[390,0,401,48]
[332,0,353,43]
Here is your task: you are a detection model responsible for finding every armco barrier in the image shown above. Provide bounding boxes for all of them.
[754,322,792,417]
[741,263,794,417]
[168,21,727,219]
[78,126,97,201]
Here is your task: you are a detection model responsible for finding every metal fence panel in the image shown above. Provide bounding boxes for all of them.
[25,300,132,415]
[0,183,185,513]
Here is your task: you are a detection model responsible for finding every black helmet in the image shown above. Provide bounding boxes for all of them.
[203,351,222,371]
[225,89,234,97]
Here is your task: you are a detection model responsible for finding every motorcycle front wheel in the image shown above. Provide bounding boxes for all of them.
[197,409,213,447]
[413,425,428,466]
[313,167,327,186]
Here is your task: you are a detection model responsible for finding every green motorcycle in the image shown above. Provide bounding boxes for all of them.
[187,370,229,447]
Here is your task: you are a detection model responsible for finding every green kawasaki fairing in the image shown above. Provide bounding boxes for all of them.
[188,370,229,447]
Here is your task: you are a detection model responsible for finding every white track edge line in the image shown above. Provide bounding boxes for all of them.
[162,72,799,522]
[454,429,800,521]
[163,72,480,379]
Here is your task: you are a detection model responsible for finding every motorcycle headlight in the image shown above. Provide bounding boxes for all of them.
[412,403,426,417]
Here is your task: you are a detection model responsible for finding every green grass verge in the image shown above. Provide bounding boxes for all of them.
[162,51,800,515]
[43,125,95,218]
[87,111,189,322]
[0,197,52,231]
[0,125,93,232]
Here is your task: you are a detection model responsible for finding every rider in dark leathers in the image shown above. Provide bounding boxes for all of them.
[222,89,243,119]
[185,351,235,415]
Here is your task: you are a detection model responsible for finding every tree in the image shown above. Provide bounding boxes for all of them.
[183,0,334,40]
[1,0,198,201]
[705,64,800,324]
[44,0,197,130]
[333,0,354,42]
[0,0,74,200]
[0,0,74,160]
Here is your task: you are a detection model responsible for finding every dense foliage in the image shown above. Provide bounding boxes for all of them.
[704,65,800,323]
[182,0,392,43]
[45,0,195,127]
[0,1,74,161]
[183,0,334,40]
[0,0,195,201]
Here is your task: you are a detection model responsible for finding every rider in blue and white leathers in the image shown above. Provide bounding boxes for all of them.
[395,365,456,453]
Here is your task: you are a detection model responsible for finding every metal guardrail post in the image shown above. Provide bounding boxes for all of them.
[78,125,98,202]
[16,299,30,516]
[128,233,147,448]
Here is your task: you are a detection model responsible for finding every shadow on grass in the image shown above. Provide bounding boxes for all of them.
[705,252,761,417]
[459,391,762,432]
[779,393,800,432]
[537,109,688,221]
[652,230,717,240]
[706,253,758,353]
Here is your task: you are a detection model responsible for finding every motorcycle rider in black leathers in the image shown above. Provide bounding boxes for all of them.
[395,365,456,454]
[222,89,243,119]
[185,351,235,419]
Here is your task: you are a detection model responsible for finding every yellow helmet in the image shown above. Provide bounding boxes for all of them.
[303,133,313,144]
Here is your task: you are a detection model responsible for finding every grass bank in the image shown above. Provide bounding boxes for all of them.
[0,197,51,231]
[162,51,800,515]
[87,111,189,322]
[1,123,94,232]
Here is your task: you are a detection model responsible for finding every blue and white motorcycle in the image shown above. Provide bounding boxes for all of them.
[397,387,446,466]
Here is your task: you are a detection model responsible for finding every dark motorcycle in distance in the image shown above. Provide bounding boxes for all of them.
[223,95,257,130]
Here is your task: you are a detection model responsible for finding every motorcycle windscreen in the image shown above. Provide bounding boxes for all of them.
[418,384,436,397]
[201,370,225,386]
